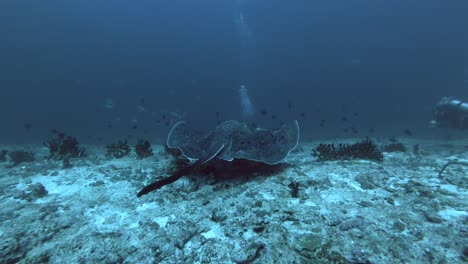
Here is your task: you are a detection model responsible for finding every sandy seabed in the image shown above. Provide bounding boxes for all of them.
[0,139,467,263]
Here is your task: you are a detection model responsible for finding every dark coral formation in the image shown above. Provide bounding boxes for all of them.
[382,143,406,153]
[106,139,131,158]
[288,181,300,198]
[312,139,383,162]
[0,150,8,162]
[44,131,87,160]
[8,150,35,166]
[135,139,153,159]
[26,183,48,201]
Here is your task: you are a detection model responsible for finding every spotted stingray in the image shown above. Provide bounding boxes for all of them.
[137,120,300,197]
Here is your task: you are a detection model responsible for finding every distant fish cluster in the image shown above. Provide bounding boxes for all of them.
[229,98,416,138]
[19,93,414,143]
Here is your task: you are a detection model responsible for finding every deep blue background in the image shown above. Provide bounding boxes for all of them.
[1,0,467,144]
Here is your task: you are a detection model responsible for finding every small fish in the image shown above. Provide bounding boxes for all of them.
[319,119,326,127]
[131,125,138,130]
[136,105,145,112]
[341,116,348,122]
[300,112,306,119]
[271,115,277,119]
[403,129,413,136]
[24,123,32,131]
[103,98,114,109]
[260,109,268,116]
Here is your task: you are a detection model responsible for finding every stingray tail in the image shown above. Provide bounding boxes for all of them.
[137,167,190,197]
[137,144,225,197]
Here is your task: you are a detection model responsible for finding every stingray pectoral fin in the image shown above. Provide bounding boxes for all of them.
[199,143,225,165]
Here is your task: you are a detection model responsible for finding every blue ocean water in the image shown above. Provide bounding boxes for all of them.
[1,2,468,263]
[0,0,467,143]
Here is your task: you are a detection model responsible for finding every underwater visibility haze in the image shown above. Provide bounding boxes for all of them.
[0,1,467,263]
[0,0,467,142]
